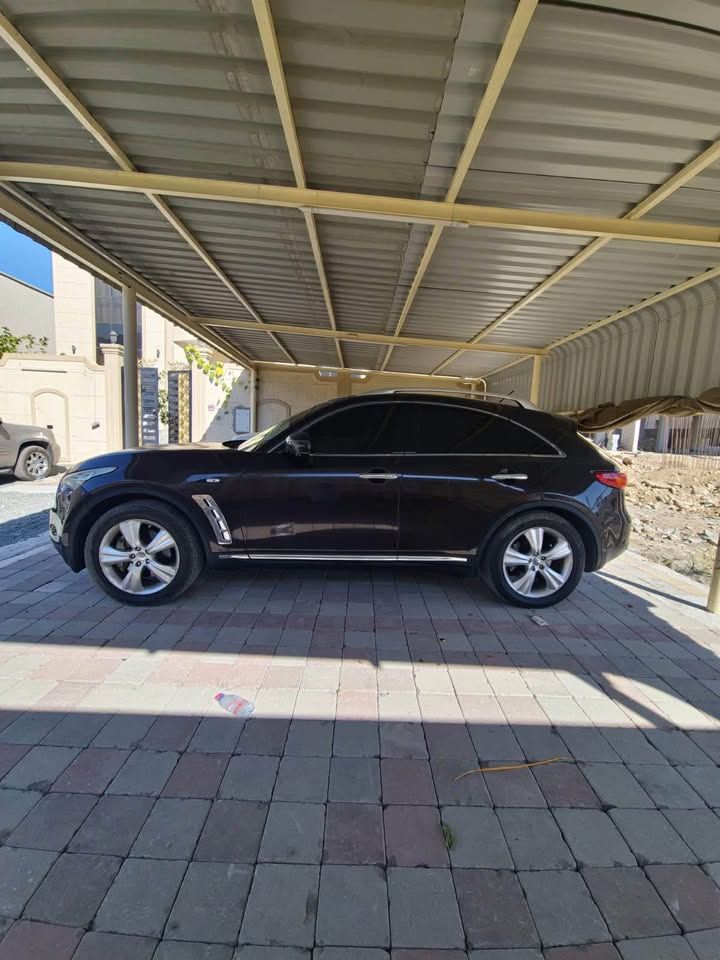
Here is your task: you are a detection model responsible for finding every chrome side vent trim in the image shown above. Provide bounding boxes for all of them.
[192,494,232,545]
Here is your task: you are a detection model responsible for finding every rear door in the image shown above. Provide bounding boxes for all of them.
[397,402,560,557]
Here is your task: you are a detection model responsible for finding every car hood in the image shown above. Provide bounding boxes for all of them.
[66,442,235,475]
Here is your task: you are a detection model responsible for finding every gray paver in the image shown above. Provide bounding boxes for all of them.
[455,869,539,949]
[663,809,720,861]
[498,809,575,870]
[329,758,381,803]
[531,764,600,809]
[315,950,386,959]
[468,952,542,960]
[24,852,120,926]
[645,864,720,932]
[430,759,492,806]
[645,730,715,766]
[91,715,155,749]
[6,792,96,850]
[236,949,307,960]
[240,863,319,947]
[379,722,427,759]
[381,759,436,805]
[107,750,179,796]
[441,807,512,868]
[580,764,654,809]
[189,717,243,755]
[387,867,465,949]
[1,746,79,790]
[582,867,679,939]
[610,810,696,865]
[130,798,210,860]
[166,862,253,945]
[94,857,187,937]
[627,764,706,809]
[677,766,720,807]
[259,801,324,863]
[333,721,379,757]
[686,928,720,959]
[519,870,610,948]
[43,714,111,749]
[384,805,448,867]
[0,787,42,839]
[274,757,329,802]
[157,943,233,960]
[0,919,83,960]
[617,936,697,960]
[73,930,157,960]
[194,800,268,863]
[553,809,636,867]
[219,756,279,801]
[316,865,389,947]
[285,720,334,757]
[0,846,57,917]
[484,768,547,808]
[68,794,153,856]
[542,946,620,959]
[323,802,385,866]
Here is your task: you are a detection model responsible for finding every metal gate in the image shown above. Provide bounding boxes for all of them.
[168,369,191,444]
[139,367,159,445]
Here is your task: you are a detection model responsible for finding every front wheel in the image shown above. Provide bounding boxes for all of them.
[484,511,585,608]
[84,499,204,604]
[15,445,52,481]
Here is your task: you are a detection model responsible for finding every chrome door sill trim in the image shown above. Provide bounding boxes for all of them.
[218,553,468,563]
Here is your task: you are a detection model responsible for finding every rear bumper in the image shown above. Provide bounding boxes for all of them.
[596,493,631,569]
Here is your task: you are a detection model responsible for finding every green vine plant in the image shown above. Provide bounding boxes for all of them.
[0,326,48,359]
[183,344,238,397]
[157,371,169,426]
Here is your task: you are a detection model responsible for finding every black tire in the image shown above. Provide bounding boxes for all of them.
[14,444,52,481]
[84,498,205,605]
[483,510,585,608]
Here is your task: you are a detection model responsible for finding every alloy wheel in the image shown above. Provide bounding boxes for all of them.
[502,525,573,600]
[25,450,49,478]
[98,518,179,595]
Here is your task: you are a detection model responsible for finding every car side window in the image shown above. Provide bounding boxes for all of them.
[303,403,414,455]
[414,403,556,455]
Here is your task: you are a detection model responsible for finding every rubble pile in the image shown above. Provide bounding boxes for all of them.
[621,452,719,583]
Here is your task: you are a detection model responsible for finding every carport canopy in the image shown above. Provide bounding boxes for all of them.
[1,0,720,397]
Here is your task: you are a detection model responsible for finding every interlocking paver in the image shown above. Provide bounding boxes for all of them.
[166,861,253,945]
[498,808,575,870]
[194,799,267,862]
[316,865,389,947]
[323,802,385,866]
[240,863,319,947]
[542,947,620,960]
[274,756,330,802]
[236,949,307,960]
[0,920,83,960]
[455,869,539,949]
[430,759,491,806]
[219,755,279,801]
[468,951,542,960]
[107,749,179,796]
[379,722,427,758]
[532,763,600,808]
[441,806,512,868]
[259,801,325,863]
[90,715,155,749]
[686,928,720,959]
[24,851,120,926]
[519,870,609,948]
[645,864,720,931]
[286,720,334,756]
[237,718,289,756]
[676,766,720,807]
[316,950,387,960]
[0,846,57,917]
[73,930,157,960]
[93,857,187,937]
[69,794,154,856]
[644,730,715,766]
[333,721,379,757]
[484,768,547,808]
[609,809,696,865]
[1,745,79,791]
[626,764,706,809]
[553,808,636,867]
[0,787,42,839]
[50,748,130,794]
[663,809,720,861]
[6,792,96,850]
[387,868,465,949]
[582,867,679,939]
[162,753,230,798]
[0,743,29,779]
[617,936,696,960]
[130,798,210,860]
[329,758,381,803]
[43,714,111,748]
[580,764,654,809]
[384,805,448,867]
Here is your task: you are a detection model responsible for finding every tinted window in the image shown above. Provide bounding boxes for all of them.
[304,403,412,454]
[414,404,556,455]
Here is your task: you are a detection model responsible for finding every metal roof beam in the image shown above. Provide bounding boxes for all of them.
[0,10,295,365]
[380,0,538,371]
[2,164,719,248]
[197,315,546,356]
[251,0,344,367]
[0,187,256,369]
[431,135,720,374]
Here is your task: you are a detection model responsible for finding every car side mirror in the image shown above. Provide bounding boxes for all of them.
[285,432,312,459]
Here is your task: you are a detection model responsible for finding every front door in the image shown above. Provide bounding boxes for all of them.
[0,421,13,468]
[220,401,411,556]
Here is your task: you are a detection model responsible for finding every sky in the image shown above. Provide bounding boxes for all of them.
[0,222,53,293]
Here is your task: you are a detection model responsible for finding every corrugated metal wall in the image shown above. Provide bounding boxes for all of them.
[485,277,720,412]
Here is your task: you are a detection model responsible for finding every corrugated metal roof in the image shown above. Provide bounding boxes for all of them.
[1,0,720,392]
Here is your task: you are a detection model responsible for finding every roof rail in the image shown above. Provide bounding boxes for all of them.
[358,388,535,409]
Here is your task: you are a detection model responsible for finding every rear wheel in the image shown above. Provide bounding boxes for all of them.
[84,499,204,604]
[15,445,52,481]
[484,511,585,608]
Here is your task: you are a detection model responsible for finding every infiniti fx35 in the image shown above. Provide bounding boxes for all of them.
[49,391,630,607]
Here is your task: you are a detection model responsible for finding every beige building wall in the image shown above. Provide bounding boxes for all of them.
[51,254,95,358]
[0,273,55,351]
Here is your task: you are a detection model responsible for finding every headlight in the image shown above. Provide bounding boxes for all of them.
[59,466,117,494]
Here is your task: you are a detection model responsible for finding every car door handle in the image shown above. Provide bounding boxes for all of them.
[358,470,399,482]
[489,473,528,481]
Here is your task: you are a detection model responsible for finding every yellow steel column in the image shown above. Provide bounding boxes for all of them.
[709,535,720,615]
[122,285,139,448]
[530,356,543,406]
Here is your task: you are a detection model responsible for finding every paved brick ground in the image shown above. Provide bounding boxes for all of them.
[0,545,720,958]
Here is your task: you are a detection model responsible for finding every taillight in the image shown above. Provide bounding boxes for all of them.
[594,471,627,489]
